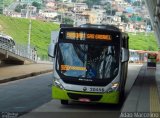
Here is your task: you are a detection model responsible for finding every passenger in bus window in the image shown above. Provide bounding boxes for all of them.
[98,46,118,79]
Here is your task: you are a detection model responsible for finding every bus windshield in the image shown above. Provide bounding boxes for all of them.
[56,29,120,85]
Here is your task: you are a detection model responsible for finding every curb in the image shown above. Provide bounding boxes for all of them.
[0,69,53,84]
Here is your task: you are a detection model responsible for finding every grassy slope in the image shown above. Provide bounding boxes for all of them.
[0,15,158,58]
[0,15,59,57]
[4,0,15,6]
[128,32,158,51]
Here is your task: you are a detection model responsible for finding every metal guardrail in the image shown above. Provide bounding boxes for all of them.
[0,41,37,62]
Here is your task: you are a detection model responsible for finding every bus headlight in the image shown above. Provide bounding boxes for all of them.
[53,78,65,90]
[106,83,119,93]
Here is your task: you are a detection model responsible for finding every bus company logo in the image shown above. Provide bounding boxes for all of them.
[83,87,87,91]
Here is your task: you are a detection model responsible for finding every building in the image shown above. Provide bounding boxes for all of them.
[21,6,37,19]
[74,3,88,13]
[75,14,90,26]
[46,1,56,8]
[20,0,42,4]
[83,9,105,24]
[39,9,58,19]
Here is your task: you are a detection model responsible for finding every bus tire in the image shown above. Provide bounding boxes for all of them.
[119,87,125,102]
[61,100,68,105]
[119,80,125,105]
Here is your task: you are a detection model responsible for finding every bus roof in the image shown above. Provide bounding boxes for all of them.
[79,24,120,31]
[60,24,120,32]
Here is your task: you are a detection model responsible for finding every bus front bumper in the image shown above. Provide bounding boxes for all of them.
[52,86,120,104]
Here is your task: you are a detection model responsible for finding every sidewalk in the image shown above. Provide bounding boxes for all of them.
[121,64,160,114]
[0,62,53,83]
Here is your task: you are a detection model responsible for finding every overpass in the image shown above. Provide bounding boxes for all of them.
[0,41,37,65]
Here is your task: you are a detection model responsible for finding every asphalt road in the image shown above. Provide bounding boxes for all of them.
[0,64,142,118]
[0,73,53,112]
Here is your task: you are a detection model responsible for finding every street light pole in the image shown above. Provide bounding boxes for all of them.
[26,0,31,56]
[28,18,31,55]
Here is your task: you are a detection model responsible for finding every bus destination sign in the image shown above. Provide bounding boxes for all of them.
[66,32,112,41]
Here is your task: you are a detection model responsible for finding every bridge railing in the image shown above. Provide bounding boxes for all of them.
[0,40,37,62]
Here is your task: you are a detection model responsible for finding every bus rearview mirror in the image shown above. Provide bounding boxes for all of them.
[121,48,129,62]
[48,43,56,58]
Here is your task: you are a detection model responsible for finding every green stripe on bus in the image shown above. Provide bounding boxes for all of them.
[52,86,119,104]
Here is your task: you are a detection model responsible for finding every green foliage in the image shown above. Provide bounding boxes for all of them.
[32,1,42,11]
[104,2,117,15]
[0,15,59,57]
[0,0,4,14]
[120,14,129,23]
[15,4,25,13]
[84,0,100,8]
[128,32,158,51]
[3,0,14,7]
[63,17,74,25]
[133,1,141,6]
[104,2,111,11]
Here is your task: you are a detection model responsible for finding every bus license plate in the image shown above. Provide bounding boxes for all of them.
[79,98,91,102]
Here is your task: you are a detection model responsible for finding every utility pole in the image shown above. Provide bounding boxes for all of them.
[26,0,32,56]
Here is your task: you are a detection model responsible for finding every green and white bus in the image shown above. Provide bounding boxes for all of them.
[48,24,129,105]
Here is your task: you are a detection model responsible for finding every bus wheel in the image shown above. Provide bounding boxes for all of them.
[119,86,125,105]
[61,100,68,105]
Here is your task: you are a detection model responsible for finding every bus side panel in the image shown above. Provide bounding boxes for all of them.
[52,86,120,104]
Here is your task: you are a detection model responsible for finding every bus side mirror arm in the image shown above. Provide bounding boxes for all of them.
[121,48,129,62]
[48,43,56,58]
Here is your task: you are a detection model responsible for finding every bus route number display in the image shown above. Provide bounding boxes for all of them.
[66,32,112,41]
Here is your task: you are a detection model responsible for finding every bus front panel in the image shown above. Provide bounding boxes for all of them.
[52,28,122,104]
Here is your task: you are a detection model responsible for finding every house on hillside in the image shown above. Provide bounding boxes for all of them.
[10,12,21,18]
[20,0,42,4]
[75,14,90,26]
[39,9,58,21]
[74,3,88,13]
[101,15,121,25]
[46,1,56,9]
[21,6,37,19]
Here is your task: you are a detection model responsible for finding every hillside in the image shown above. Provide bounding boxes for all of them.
[0,15,158,60]
[0,15,59,59]
[129,32,158,51]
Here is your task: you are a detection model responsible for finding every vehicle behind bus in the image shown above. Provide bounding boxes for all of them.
[0,34,15,51]
[48,24,129,105]
[147,53,157,67]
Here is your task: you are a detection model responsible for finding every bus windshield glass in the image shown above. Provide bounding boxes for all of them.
[56,29,120,85]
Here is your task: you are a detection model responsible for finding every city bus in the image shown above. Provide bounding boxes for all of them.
[48,24,129,105]
[147,52,157,67]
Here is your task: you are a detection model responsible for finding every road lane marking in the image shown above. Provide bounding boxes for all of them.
[150,85,160,112]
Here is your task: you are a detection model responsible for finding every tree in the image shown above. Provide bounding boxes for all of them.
[32,1,42,11]
[104,2,111,14]
[84,0,100,8]
[133,1,141,6]
[63,17,74,24]
[120,14,129,23]
[14,4,27,13]
[124,0,132,3]
[15,4,23,13]
[0,0,3,14]
[108,9,117,16]
[142,0,145,5]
